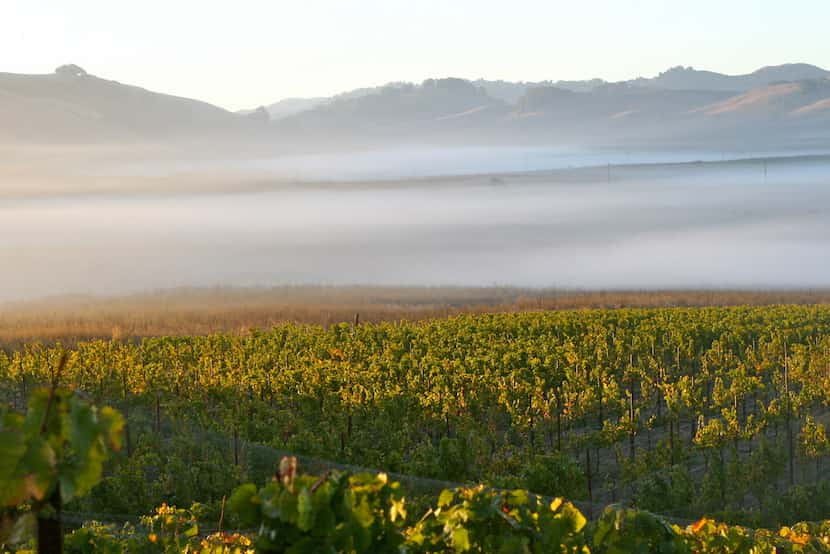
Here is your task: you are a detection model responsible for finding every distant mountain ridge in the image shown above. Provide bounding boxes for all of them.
[629,63,830,92]
[270,64,830,146]
[255,63,830,119]
[2,63,830,148]
[240,82,410,121]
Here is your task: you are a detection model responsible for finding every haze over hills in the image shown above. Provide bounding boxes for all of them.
[271,64,830,148]
[2,62,830,151]
[242,83,411,121]
[0,64,269,144]
[629,63,830,92]
[256,63,830,118]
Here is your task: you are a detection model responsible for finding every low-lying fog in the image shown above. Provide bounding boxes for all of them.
[2,151,829,301]
[97,145,830,181]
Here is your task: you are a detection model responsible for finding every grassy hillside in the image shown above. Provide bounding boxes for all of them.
[0,66,262,142]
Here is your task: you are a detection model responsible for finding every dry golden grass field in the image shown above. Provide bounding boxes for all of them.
[2,286,829,346]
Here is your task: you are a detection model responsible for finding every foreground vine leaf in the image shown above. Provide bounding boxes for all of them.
[0,387,123,552]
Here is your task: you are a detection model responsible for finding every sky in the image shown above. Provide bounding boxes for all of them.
[2,0,830,111]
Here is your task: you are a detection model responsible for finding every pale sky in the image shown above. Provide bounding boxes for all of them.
[2,0,829,111]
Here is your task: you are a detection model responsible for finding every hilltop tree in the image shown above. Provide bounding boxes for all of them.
[54,64,87,77]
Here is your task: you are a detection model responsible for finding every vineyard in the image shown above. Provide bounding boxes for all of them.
[4,304,830,551]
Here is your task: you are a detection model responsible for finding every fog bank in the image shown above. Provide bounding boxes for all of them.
[2,153,828,301]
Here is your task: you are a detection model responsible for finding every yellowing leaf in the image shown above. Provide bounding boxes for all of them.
[452,527,470,552]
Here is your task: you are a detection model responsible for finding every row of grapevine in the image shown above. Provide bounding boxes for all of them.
[41,458,830,553]
[3,306,830,527]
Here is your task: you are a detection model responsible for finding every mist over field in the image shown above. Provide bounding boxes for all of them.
[3,61,830,302]
[2,151,829,301]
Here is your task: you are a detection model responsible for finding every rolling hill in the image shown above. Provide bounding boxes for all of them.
[636,63,830,92]
[0,65,265,143]
[252,63,830,120]
[2,63,830,149]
